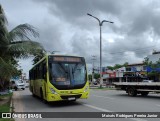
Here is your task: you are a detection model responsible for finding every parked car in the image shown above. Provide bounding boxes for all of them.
[93,81,98,85]
[25,80,29,88]
[11,80,25,91]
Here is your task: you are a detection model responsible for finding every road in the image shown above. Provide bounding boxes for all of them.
[13,88,160,121]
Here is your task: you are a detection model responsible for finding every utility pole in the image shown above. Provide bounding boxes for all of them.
[87,13,114,88]
[91,55,96,85]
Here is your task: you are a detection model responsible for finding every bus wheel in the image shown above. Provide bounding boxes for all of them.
[71,99,76,102]
[128,88,137,97]
[141,92,149,96]
[14,87,18,91]
[32,91,36,97]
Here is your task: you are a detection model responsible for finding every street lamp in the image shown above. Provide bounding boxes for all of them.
[91,55,96,85]
[87,13,114,88]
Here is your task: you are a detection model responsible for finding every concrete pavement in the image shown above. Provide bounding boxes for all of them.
[12,88,160,121]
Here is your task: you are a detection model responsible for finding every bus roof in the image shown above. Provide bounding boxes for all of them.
[29,54,84,71]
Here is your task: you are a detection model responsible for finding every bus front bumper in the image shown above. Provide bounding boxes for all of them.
[46,92,89,102]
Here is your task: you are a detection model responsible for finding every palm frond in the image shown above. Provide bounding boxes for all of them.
[0,4,8,25]
[0,25,9,45]
[0,14,8,25]
[9,24,39,42]
[8,40,44,58]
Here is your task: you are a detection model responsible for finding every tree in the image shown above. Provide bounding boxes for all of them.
[32,50,46,65]
[107,62,128,71]
[0,4,45,90]
[143,57,160,81]
[88,74,92,81]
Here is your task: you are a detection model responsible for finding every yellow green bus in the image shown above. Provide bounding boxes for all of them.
[29,55,89,102]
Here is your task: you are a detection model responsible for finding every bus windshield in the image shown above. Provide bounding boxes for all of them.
[49,58,87,90]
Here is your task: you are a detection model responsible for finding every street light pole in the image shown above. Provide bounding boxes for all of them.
[92,55,96,85]
[87,13,114,88]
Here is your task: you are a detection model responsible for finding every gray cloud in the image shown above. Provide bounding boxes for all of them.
[31,0,160,66]
[1,0,160,75]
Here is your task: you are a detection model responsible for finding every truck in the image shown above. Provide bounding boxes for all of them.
[114,81,160,96]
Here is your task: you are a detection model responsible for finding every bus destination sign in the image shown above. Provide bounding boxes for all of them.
[53,57,81,62]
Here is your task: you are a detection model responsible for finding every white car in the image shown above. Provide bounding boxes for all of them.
[24,80,29,88]
[11,80,25,91]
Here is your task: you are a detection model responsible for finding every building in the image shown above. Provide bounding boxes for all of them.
[101,51,160,85]
[102,63,147,85]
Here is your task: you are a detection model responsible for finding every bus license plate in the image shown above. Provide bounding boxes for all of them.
[68,97,75,100]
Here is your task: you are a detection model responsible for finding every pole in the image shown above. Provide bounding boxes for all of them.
[100,25,103,88]
[87,13,113,88]
[92,56,95,85]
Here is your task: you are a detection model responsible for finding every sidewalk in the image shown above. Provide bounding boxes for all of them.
[12,91,25,121]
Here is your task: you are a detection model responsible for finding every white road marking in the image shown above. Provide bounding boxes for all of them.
[92,95,115,100]
[131,118,148,121]
[83,104,148,121]
[83,104,112,112]
[156,104,160,107]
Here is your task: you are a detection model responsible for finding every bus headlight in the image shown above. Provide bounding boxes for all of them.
[49,87,57,94]
[84,86,89,92]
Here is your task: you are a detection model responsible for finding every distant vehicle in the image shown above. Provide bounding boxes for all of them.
[114,81,160,97]
[142,80,153,83]
[93,81,98,85]
[11,80,25,91]
[92,79,98,85]
[24,80,29,88]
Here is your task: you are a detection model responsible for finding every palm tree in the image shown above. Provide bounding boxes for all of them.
[0,4,45,90]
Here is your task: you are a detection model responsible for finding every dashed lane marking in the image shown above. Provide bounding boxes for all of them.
[92,95,115,100]
[82,104,112,112]
[82,104,148,121]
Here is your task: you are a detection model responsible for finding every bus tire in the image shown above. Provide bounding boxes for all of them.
[141,92,149,96]
[14,87,18,91]
[32,93,36,97]
[127,87,137,97]
[71,99,76,102]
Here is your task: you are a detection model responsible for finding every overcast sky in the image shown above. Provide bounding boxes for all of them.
[1,0,160,77]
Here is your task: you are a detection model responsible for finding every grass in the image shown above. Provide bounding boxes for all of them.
[0,93,12,99]
[0,102,10,112]
[0,119,14,121]
[0,93,14,121]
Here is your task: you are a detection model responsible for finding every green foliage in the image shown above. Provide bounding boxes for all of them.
[88,73,100,80]
[88,74,92,80]
[107,62,128,70]
[94,73,100,79]
[143,57,160,78]
[0,4,45,90]
[32,50,45,65]
[107,66,114,70]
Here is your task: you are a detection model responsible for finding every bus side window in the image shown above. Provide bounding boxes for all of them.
[42,63,47,80]
[33,68,36,80]
[39,63,43,79]
[49,63,52,80]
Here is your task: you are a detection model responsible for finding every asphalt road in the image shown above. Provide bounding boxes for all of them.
[13,88,160,121]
